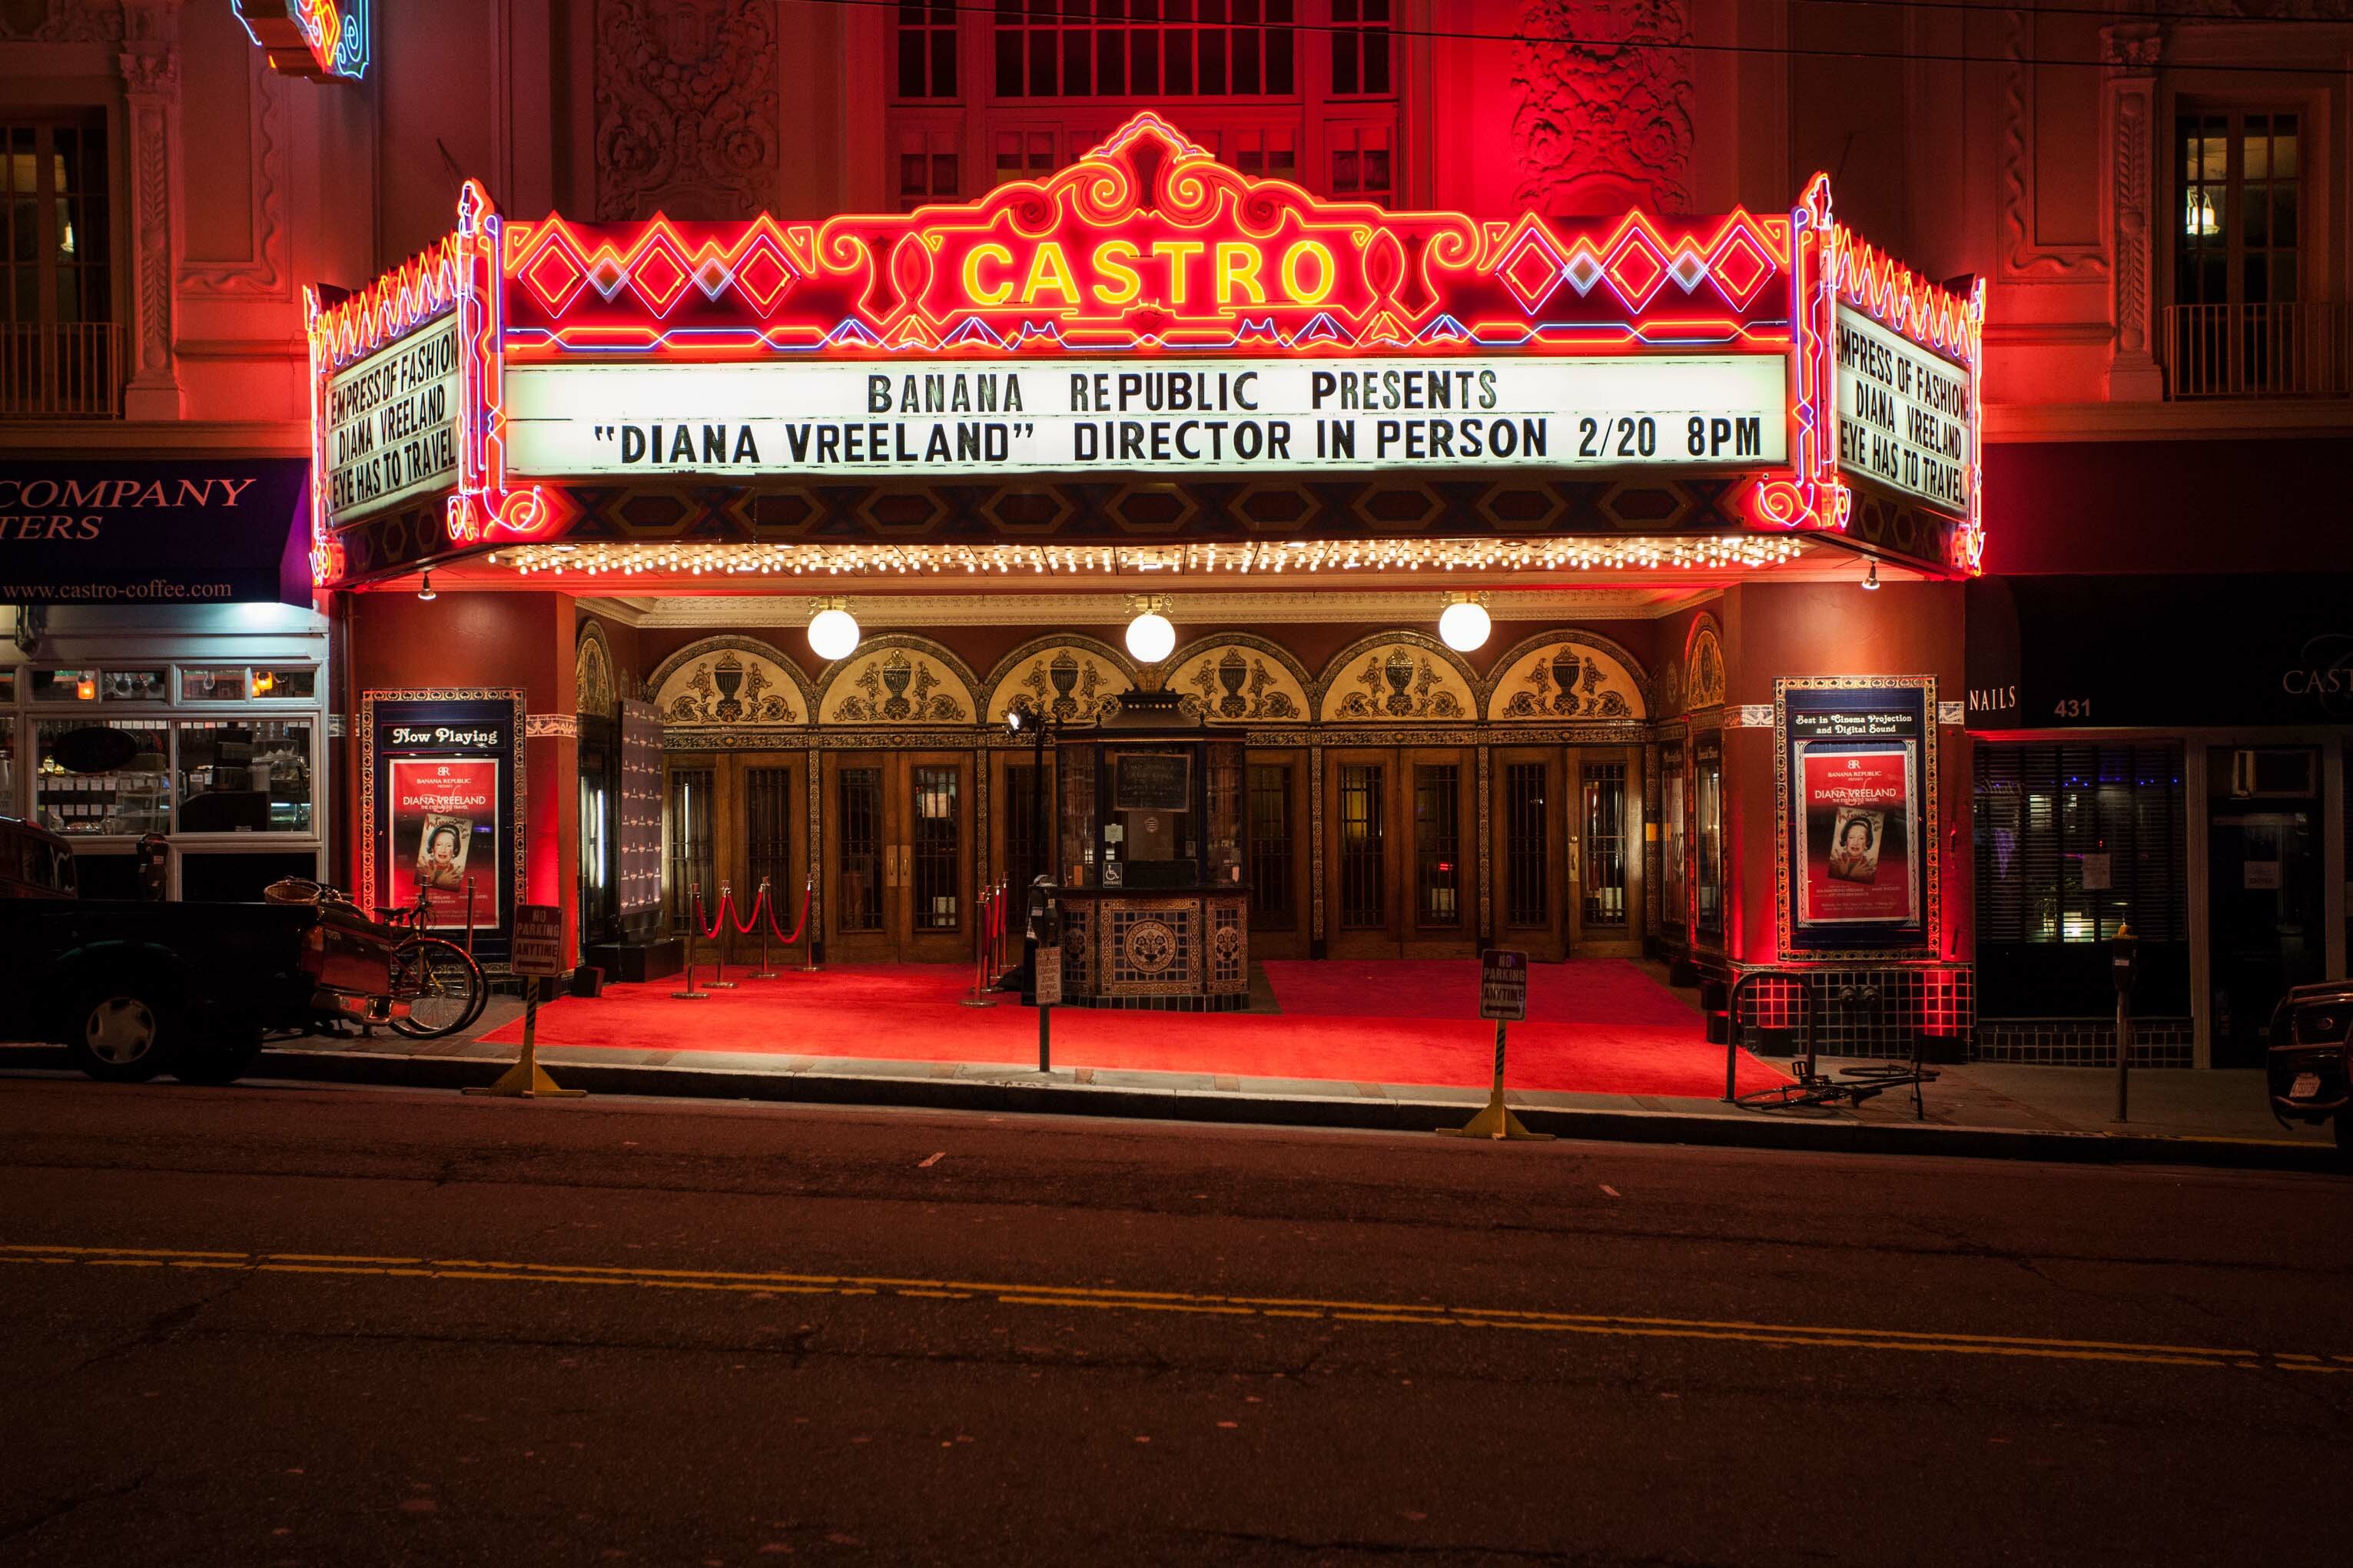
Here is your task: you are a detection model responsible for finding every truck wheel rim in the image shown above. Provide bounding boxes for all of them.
[85,999,157,1065]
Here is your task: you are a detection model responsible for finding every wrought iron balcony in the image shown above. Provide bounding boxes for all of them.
[0,321,127,418]
[2163,302,2352,399]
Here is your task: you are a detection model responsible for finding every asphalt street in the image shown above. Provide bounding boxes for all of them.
[2,1073,2348,1566]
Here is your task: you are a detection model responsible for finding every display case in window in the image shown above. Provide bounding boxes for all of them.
[35,718,171,835]
[181,667,248,701]
[251,666,316,701]
[178,720,314,833]
[1052,688,1248,1010]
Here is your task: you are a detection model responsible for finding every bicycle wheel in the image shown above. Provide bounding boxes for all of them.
[390,939,486,1039]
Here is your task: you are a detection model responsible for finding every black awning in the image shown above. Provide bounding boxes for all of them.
[1966,573,2353,731]
[0,458,310,607]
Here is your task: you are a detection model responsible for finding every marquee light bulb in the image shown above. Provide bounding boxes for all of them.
[808,605,860,661]
[1125,608,1175,665]
[1438,598,1491,652]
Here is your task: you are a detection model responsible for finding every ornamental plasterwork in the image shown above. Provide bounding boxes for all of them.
[982,638,1133,725]
[818,638,977,726]
[1319,638,1478,724]
[575,620,619,720]
[1684,621,1727,710]
[1167,636,1313,724]
[649,635,811,728]
[1485,635,1648,724]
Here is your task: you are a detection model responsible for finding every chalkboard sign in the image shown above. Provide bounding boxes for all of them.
[1113,751,1191,812]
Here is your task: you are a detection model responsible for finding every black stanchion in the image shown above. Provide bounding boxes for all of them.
[673,885,712,999]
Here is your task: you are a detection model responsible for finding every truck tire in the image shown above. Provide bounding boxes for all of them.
[175,1032,264,1086]
[68,989,181,1083]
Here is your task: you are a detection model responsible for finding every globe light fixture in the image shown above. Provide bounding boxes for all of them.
[1438,593,1491,652]
[1861,560,1880,592]
[1125,596,1176,664]
[808,600,861,660]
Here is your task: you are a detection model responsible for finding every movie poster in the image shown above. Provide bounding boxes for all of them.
[384,757,499,930]
[1796,744,1916,927]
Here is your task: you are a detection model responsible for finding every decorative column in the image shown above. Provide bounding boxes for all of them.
[2104,23,2165,403]
[118,0,184,419]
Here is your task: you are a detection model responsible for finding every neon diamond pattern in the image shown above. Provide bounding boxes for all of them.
[1602,227,1670,313]
[1707,218,1777,311]
[1492,222,1570,314]
[625,235,692,317]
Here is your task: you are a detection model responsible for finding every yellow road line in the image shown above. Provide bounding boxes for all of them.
[5,1243,2341,1374]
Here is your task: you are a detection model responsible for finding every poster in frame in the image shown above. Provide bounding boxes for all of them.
[360,689,527,963]
[1774,677,1938,958]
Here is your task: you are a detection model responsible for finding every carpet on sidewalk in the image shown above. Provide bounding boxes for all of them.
[1261,958,1697,1026]
[482,961,1781,1099]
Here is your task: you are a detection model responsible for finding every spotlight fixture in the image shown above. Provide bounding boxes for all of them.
[416,570,436,602]
[1861,560,1880,591]
[1438,592,1492,652]
[1125,595,1176,664]
[807,598,860,661]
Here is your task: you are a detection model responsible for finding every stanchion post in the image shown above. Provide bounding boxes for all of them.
[798,874,821,972]
[961,884,997,1007]
[706,883,738,989]
[672,883,711,999]
[463,875,477,956]
[750,876,778,979]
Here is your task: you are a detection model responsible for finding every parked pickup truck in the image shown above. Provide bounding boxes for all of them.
[0,817,408,1084]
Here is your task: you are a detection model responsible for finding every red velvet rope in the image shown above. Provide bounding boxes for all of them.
[689,887,731,943]
[762,879,812,947]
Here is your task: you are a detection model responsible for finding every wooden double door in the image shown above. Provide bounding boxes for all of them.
[820,750,975,963]
[1316,743,1644,962]
[663,751,808,943]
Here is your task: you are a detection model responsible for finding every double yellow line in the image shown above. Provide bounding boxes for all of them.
[6,1243,2345,1374]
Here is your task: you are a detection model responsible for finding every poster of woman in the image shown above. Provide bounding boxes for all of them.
[1797,744,1916,927]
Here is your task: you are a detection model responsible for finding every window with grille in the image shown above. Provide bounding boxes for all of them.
[1412,764,1459,930]
[1326,120,1392,204]
[1329,0,1392,95]
[2,117,115,418]
[1661,741,1688,933]
[665,767,715,935]
[897,124,963,209]
[1974,743,2189,1015]
[1338,762,1385,930]
[2177,111,2297,311]
[1581,760,1628,930]
[911,766,962,930]
[896,3,961,98]
[836,767,884,933]
[994,1,1298,99]
[1694,741,1724,937]
[1247,761,1293,927]
[1504,762,1548,929]
[744,766,794,900]
[1004,761,1049,893]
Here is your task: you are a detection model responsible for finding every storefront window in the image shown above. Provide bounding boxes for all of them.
[177,720,314,834]
[35,718,171,835]
[1693,737,1724,937]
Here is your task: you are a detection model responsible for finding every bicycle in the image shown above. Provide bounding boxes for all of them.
[264,877,488,1041]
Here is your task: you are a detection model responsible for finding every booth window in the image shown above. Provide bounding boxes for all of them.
[1974,743,2189,1015]
[1693,741,1724,937]
[177,720,313,834]
[1,115,116,419]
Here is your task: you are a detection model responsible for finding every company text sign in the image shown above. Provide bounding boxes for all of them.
[502,355,1787,480]
[325,313,461,527]
[1833,305,1973,516]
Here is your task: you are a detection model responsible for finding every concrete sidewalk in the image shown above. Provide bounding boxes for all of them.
[6,998,2324,1171]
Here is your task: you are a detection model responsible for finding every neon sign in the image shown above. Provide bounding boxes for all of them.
[308,114,1984,583]
[234,1,368,83]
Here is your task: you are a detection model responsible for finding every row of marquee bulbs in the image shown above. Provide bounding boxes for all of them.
[800,592,1493,665]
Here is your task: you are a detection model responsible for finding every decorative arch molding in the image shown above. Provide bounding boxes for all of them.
[1484,629,1648,723]
[1165,634,1315,724]
[649,635,814,730]
[815,635,981,726]
[981,635,1137,725]
[574,618,619,720]
[1316,632,1480,724]
[1682,613,1726,711]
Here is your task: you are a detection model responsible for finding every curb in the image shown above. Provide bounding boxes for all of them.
[228,1046,2348,1175]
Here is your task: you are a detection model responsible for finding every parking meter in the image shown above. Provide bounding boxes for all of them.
[134,833,170,900]
[1021,876,1060,1005]
[2112,923,2139,1122]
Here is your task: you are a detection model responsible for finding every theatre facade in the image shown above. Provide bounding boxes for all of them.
[314,114,1981,1047]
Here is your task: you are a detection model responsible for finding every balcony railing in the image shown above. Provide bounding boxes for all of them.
[0,321,127,418]
[2163,302,2353,399]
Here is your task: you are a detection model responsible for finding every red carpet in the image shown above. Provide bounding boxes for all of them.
[1263,958,1698,1026]
[485,961,1784,1099]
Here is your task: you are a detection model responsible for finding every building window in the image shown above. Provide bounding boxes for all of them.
[994,1,1298,100]
[897,124,963,209]
[896,2,961,98]
[1328,0,1391,96]
[1326,120,1392,204]
[1693,738,1723,938]
[2169,110,2329,396]
[1,116,117,418]
[1974,743,2189,1015]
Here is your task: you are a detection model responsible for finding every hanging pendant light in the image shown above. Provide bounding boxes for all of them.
[1125,595,1175,664]
[808,598,860,660]
[1438,592,1491,652]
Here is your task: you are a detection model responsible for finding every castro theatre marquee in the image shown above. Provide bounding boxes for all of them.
[306,113,1982,591]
